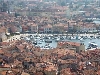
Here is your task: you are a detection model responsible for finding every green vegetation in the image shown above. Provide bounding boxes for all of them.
[15,13,20,18]
[83,19,93,22]
[61,1,66,6]
[0,1,8,12]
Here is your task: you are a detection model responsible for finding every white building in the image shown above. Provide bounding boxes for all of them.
[79,25,97,33]
[43,25,52,33]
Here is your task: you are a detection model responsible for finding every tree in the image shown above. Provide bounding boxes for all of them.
[1,2,8,12]
[15,13,20,18]
[82,19,93,23]
[61,1,66,6]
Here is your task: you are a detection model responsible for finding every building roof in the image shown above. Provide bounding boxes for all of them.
[43,24,52,28]
[58,41,81,47]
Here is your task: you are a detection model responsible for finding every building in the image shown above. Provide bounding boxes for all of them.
[53,23,64,34]
[17,25,22,33]
[57,41,85,53]
[68,20,77,32]
[31,23,38,33]
[73,22,97,33]
[43,24,52,33]
[10,26,18,33]
[0,27,7,42]
[22,25,30,33]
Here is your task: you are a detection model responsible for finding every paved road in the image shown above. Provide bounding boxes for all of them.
[25,33,100,37]
[3,33,100,42]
